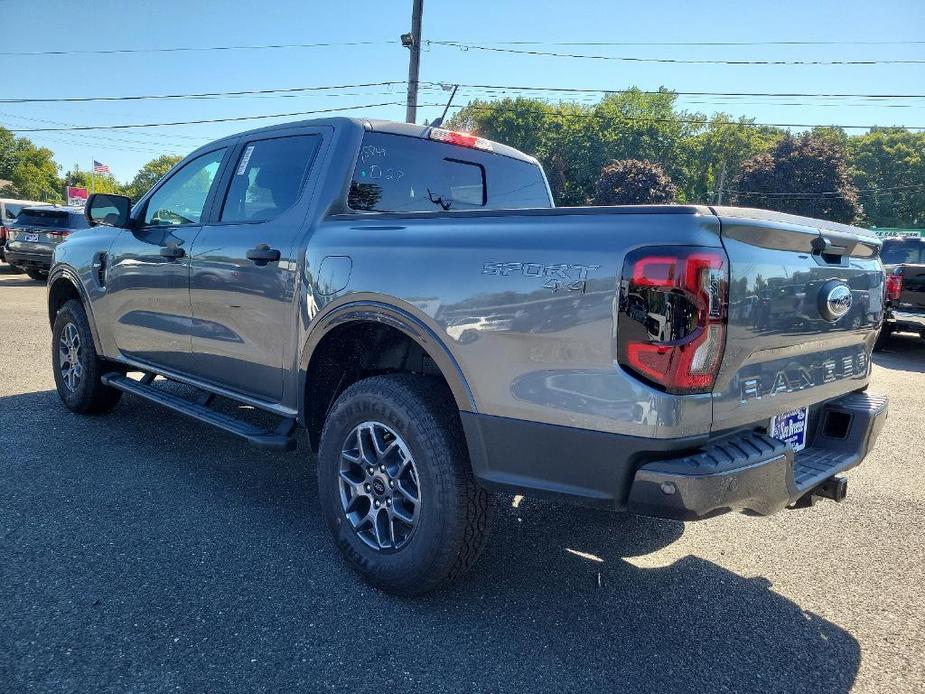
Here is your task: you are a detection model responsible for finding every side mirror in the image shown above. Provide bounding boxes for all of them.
[85,193,132,228]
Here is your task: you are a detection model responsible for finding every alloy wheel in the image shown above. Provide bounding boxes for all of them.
[338,421,420,552]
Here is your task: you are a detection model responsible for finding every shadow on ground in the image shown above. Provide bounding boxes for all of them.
[873,332,925,373]
[0,386,860,693]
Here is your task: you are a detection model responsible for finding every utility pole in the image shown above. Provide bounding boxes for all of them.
[715,162,727,205]
[402,0,424,124]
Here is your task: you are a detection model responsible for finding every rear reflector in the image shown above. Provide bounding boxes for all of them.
[428,127,494,151]
[617,247,729,394]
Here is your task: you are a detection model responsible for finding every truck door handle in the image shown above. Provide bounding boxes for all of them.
[246,244,281,266]
[160,245,185,260]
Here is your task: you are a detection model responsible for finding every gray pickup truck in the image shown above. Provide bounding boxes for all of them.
[48,118,888,595]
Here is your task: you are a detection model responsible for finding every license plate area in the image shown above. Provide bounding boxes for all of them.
[769,406,809,452]
[23,233,39,242]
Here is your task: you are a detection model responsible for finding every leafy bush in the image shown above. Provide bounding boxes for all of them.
[591,159,677,205]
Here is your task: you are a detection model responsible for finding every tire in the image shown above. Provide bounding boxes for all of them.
[317,374,491,596]
[51,299,123,414]
[873,324,893,351]
[25,268,48,282]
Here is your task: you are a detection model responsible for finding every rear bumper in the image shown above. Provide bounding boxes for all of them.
[886,307,925,332]
[626,392,888,520]
[463,390,887,520]
[3,249,52,270]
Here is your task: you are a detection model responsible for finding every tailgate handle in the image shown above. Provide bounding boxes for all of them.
[812,235,849,258]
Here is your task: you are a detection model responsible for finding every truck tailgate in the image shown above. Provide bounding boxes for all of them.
[711,207,884,431]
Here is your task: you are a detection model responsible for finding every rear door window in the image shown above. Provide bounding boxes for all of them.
[220,135,320,223]
[348,132,550,212]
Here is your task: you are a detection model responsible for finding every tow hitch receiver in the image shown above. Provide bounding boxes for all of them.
[791,475,848,509]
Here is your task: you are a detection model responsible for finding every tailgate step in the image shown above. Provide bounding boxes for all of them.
[101,373,296,450]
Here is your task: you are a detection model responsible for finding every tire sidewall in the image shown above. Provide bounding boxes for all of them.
[52,302,98,411]
[317,384,461,590]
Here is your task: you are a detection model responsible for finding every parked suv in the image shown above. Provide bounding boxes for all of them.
[0,198,46,269]
[47,118,888,595]
[5,205,89,280]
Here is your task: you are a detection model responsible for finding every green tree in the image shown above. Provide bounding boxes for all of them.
[123,154,183,201]
[847,127,925,228]
[0,126,63,202]
[731,133,861,223]
[686,114,783,204]
[447,88,703,206]
[591,159,677,205]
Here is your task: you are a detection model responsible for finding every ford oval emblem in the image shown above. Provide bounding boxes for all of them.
[819,281,853,321]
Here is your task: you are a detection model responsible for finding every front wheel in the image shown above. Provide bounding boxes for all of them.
[317,374,491,596]
[51,299,123,414]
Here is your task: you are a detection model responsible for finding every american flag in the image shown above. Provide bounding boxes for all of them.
[92,160,111,174]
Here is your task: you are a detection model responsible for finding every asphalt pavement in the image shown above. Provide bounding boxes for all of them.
[1,266,923,693]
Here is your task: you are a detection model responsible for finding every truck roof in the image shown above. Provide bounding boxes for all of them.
[200,116,539,164]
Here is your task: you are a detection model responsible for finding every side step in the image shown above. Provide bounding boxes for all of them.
[102,373,297,451]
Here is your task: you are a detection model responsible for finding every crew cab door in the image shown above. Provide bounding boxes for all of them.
[185,130,323,401]
[105,147,229,372]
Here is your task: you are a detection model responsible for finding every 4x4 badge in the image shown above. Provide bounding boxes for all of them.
[481,261,601,294]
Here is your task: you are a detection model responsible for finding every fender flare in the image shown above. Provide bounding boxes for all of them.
[300,299,477,414]
[47,267,104,354]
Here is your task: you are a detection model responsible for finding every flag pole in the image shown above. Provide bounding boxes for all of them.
[90,157,95,195]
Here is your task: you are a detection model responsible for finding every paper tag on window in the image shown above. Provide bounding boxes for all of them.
[236,145,255,175]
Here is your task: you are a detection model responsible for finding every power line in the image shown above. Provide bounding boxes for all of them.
[7,38,924,57]
[3,102,404,132]
[0,81,407,104]
[431,41,925,66]
[440,102,925,130]
[448,83,925,100]
[732,183,925,197]
[6,99,925,133]
[455,39,925,47]
[0,41,392,57]
[4,82,923,106]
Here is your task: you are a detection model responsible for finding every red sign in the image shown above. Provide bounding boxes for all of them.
[66,186,88,206]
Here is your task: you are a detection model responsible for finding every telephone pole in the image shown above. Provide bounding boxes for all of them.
[403,0,424,124]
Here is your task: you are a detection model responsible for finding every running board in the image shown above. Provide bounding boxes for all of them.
[101,373,297,451]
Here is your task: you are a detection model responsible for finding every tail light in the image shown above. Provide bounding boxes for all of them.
[617,247,728,394]
[47,230,70,239]
[0,225,9,242]
[885,272,903,302]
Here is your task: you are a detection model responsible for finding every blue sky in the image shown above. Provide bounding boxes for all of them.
[3,0,924,181]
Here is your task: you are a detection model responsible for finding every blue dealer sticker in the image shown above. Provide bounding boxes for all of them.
[769,406,808,452]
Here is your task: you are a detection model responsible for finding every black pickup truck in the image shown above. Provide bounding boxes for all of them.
[880,236,925,345]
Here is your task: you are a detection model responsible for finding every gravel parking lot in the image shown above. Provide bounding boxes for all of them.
[1,266,923,693]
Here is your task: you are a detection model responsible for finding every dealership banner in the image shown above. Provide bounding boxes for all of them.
[66,186,88,207]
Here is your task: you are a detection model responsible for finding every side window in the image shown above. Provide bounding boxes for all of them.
[220,135,320,223]
[142,149,225,226]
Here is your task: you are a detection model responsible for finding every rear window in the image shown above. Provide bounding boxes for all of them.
[14,209,88,230]
[881,239,925,264]
[348,132,551,213]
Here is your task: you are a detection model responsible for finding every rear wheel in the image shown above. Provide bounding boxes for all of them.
[317,374,491,596]
[51,299,123,414]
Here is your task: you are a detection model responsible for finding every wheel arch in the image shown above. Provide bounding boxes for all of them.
[47,268,104,354]
[300,300,476,450]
